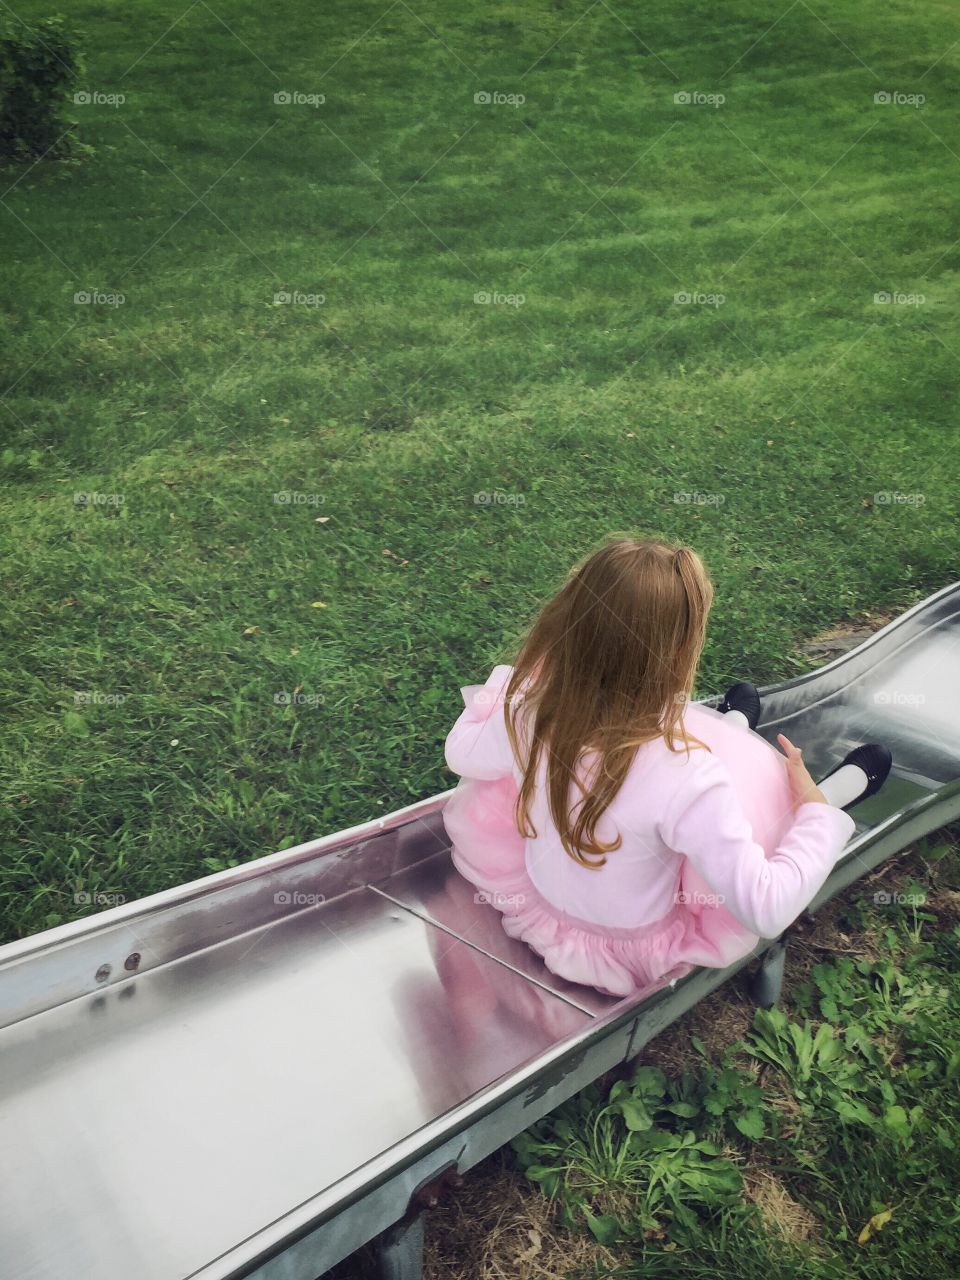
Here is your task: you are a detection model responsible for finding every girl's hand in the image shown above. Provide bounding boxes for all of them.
[777,733,828,807]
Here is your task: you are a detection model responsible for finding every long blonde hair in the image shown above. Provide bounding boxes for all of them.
[503,536,714,869]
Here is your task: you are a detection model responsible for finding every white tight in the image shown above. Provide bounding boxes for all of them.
[816,764,869,809]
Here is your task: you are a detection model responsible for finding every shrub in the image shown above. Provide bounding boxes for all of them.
[0,15,84,162]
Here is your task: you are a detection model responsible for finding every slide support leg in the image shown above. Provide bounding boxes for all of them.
[375,1161,461,1280]
[752,935,789,1008]
[376,1211,424,1280]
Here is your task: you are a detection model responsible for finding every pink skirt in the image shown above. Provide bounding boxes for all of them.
[443,771,766,1000]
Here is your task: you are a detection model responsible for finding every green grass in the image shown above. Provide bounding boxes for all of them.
[1,0,959,941]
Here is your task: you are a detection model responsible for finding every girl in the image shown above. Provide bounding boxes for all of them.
[442,536,892,999]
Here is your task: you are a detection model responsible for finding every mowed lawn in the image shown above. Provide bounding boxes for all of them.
[1,0,958,941]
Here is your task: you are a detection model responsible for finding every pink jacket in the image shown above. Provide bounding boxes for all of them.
[444,664,856,944]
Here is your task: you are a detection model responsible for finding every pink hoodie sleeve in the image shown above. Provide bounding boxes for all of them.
[444,665,516,780]
[658,752,856,939]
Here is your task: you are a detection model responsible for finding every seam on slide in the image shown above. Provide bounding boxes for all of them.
[367,883,600,1018]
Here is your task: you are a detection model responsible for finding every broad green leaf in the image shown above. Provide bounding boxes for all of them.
[523,1165,561,1196]
[832,1097,875,1125]
[883,1104,911,1141]
[664,1101,699,1118]
[735,1109,765,1140]
[617,1098,654,1131]
[583,1207,622,1245]
[63,710,89,736]
[631,1065,668,1099]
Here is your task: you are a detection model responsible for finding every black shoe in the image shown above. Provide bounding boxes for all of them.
[717,681,762,730]
[818,743,892,810]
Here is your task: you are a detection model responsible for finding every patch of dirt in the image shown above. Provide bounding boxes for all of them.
[741,1163,819,1243]
[424,1157,627,1279]
[638,984,757,1077]
[800,609,897,660]
[933,888,960,923]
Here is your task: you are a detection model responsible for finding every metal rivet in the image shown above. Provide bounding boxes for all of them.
[95,964,111,983]
[124,952,141,971]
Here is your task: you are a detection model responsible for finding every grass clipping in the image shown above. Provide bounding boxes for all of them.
[425,1157,626,1279]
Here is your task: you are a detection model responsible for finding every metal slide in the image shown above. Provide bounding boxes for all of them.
[1,582,958,1280]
